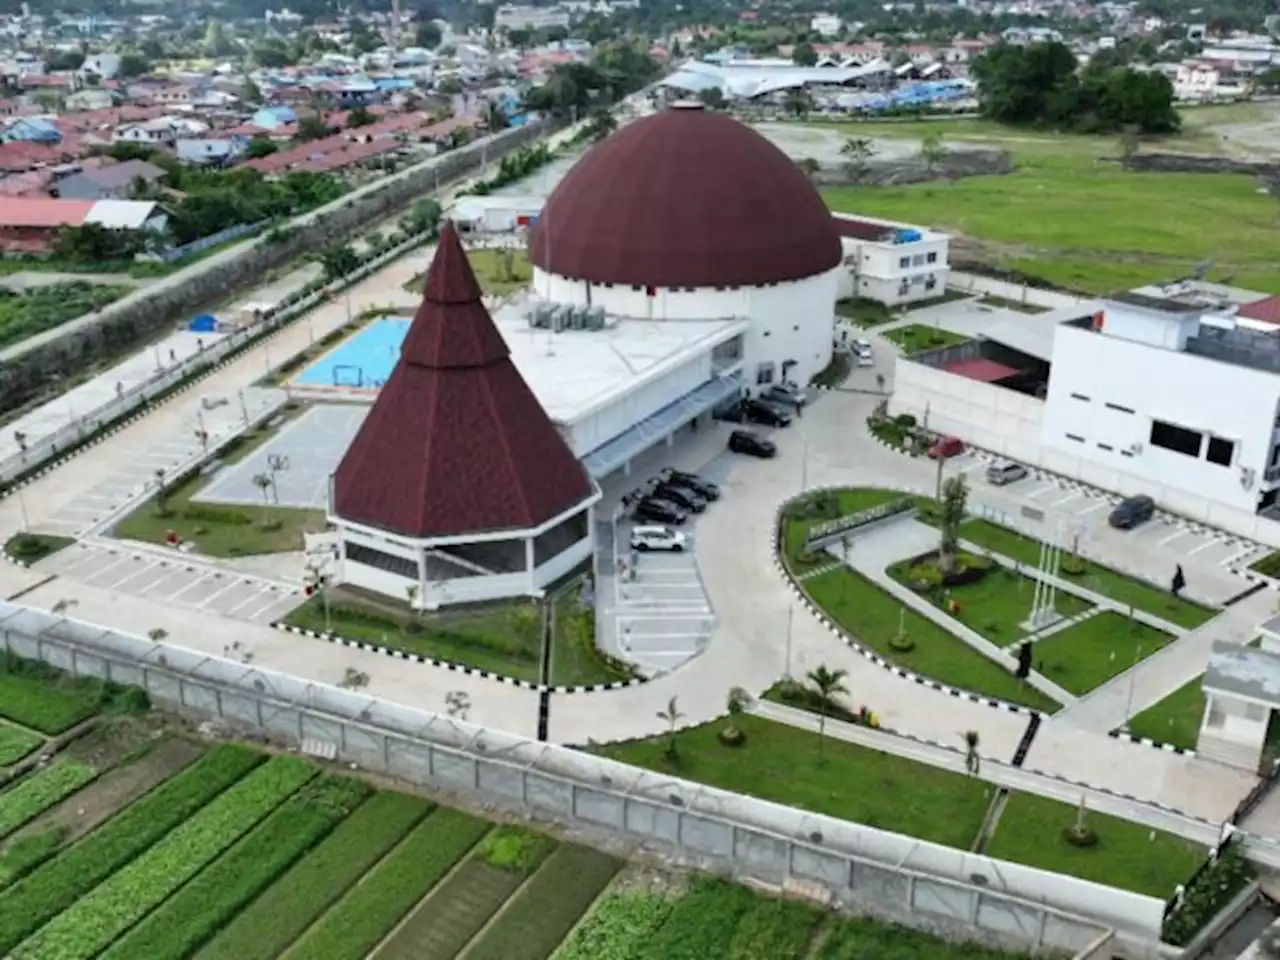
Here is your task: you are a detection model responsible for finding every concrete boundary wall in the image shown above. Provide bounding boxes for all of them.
[890,359,1280,548]
[0,599,1166,956]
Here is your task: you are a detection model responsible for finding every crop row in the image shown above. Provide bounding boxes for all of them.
[557,888,674,960]
[13,754,316,960]
[726,897,823,959]
[289,807,491,960]
[193,792,432,960]
[0,745,264,956]
[0,758,97,839]
[0,670,99,735]
[466,845,623,960]
[639,879,759,960]
[97,774,370,960]
[0,722,42,766]
[816,916,1032,959]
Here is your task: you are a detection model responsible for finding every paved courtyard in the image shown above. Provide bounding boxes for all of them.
[195,404,367,510]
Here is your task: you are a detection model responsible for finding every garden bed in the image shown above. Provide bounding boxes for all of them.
[779,488,906,574]
[835,297,894,327]
[1124,676,1205,751]
[2,534,73,566]
[1030,612,1174,696]
[881,324,970,354]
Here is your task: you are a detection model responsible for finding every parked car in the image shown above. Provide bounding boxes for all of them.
[652,483,707,513]
[857,353,875,368]
[634,497,687,525]
[764,382,808,407]
[661,468,720,500]
[851,338,872,357]
[728,429,777,458]
[629,525,688,552]
[746,398,793,427]
[928,435,965,459]
[986,461,1029,486]
[1109,494,1155,530]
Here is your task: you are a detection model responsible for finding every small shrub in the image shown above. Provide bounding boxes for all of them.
[888,634,915,652]
[1062,554,1085,576]
[893,413,917,428]
[477,826,553,874]
[905,563,943,591]
[1062,825,1098,848]
[717,727,746,746]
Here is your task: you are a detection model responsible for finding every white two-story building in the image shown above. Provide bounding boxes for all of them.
[832,213,951,306]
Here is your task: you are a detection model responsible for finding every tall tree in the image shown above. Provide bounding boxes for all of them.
[937,473,969,575]
[806,665,849,762]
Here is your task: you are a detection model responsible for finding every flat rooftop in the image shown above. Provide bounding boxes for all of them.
[1105,291,1205,314]
[1204,640,1280,709]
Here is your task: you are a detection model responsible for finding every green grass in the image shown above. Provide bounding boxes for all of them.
[2,534,73,566]
[823,147,1280,295]
[406,248,530,297]
[97,776,370,960]
[603,715,994,850]
[817,913,1032,959]
[0,825,67,888]
[959,519,1215,628]
[0,668,103,735]
[889,561,1093,647]
[0,745,264,956]
[0,759,97,839]
[636,879,758,960]
[286,808,491,960]
[554,889,674,960]
[193,792,431,960]
[112,464,326,558]
[835,297,894,327]
[727,896,824,959]
[780,488,905,573]
[988,793,1206,898]
[810,350,852,388]
[463,845,623,960]
[881,323,969,354]
[1031,611,1173,696]
[0,723,42,767]
[551,588,636,687]
[1124,677,1205,752]
[802,566,1059,712]
[1250,550,1280,579]
[0,282,132,351]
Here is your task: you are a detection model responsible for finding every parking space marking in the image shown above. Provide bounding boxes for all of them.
[1158,529,1192,547]
[1186,539,1224,557]
[1049,491,1081,508]
[1222,547,1256,568]
[1026,484,1059,501]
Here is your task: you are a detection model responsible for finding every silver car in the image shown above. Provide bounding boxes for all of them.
[986,461,1029,486]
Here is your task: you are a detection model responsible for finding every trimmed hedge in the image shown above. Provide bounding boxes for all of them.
[98,775,370,960]
[0,744,262,955]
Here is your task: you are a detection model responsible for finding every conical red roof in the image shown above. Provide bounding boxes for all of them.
[333,224,594,539]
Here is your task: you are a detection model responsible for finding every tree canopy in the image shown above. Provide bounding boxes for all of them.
[971,41,1179,134]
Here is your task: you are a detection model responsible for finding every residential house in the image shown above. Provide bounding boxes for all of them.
[250,105,298,130]
[53,159,167,200]
[0,197,167,254]
[64,88,118,111]
[112,117,183,146]
[175,135,248,166]
[3,117,60,143]
[78,54,122,81]
[494,5,571,30]
[810,13,843,37]
[833,213,951,306]
[151,85,193,105]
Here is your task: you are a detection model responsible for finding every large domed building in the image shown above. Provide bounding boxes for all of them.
[528,102,843,389]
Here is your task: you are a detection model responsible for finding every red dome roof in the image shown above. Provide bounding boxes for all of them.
[528,105,842,289]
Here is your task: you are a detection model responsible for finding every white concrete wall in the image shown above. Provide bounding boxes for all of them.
[568,350,712,456]
[532,269,837,388]
[1042,324,1280,517]
[948,272,1091,312]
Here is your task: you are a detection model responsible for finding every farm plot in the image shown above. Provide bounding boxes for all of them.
[287,807,491,960]
[98,775,370,960]
[0,668,100,735]
[463,844,623,960]
[726,896,825,959]
[0,744,263,956]
[195,792,431,960]
[638,879,760,960]
[12,754,316,960]
[0,758,97,839]
[0,722,42,766]
[554,888,675,960]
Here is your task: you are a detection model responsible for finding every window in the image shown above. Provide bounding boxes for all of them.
[898,282,909,296]
[1097,443,1113,452]
[926,251,938,264]
[1206,436,1235,466]
[1121,449,1134,458]
[899,256,910,269]
[1105,402,1135,414]
[1065,433,1085,443]
[912,254,925,267]
[1150,419,1203,458]
[344,542,416,579]
[1070,392,1090,402]
[925,278,937,290]
[756,362,775,385]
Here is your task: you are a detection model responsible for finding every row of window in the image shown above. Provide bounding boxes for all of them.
[1066,393,1134,414]
[897,252,940,269]
[1063,434,1136,458]
[1061,414,1237,468]
[898,277,939,297]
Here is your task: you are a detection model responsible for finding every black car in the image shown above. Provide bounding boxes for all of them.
[728,430,777,458]
[634,497,688,525]
[746,398,793,427]
[1108,494,1155,530]
[661,469,720,500]
[652,483,707,513]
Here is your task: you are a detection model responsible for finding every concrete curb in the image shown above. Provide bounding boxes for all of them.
[772,490,1038,720]
[1,549,30,569]
[1107,728,1196,758]
[269,621,649,695]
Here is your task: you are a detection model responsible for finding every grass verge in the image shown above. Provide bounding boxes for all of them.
[1123,677,1204,752]
[2,534,73,566]
[0,723,42,767]
[1029,611,1173,696]
[881,323,969,354]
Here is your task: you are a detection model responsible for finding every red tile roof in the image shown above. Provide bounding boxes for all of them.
[529,104,841,289]
[831,215,898,242]
[333,224,594,539]
[1238,295,1280,325]
[942,358,1020,383]
[0,198,95,228]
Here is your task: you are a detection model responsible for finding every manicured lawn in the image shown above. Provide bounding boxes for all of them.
[977,293,1049,314]
[603,715,995,850]
[1251,550,1280,580]
[405,248,531,298]
[1125,676,1205,752]
[881,323,969,355]
[1031,612,1173,696]
[550,588,636,687]
[823,148,1280,295]
[779,488,906,573]
[112,467,326,558]
[836,297,894,327]
[889,560,1093,647]
[959,519,1215,629]
[803,566,1059,712]
[989,793,1206,899]
[2,534,73,566]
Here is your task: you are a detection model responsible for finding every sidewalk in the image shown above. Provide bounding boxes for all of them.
[754,699,1219,845]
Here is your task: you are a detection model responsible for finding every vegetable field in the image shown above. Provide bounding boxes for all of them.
[0,281,131,351]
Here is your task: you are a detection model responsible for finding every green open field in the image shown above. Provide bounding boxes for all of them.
[818,115,1280,296]
[405,248,531,298]
[0,653,1065,959]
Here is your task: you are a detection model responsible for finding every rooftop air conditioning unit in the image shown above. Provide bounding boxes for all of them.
[571,306,589,330]
[528,305,551,329]
[586,307,606,330]
[550,305,566,333]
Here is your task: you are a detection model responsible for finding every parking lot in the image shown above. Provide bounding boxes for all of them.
[35,540,301,625]
[950,450,1267,580]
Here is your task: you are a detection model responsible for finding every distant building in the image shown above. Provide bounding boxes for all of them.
[494,4,571,31]
[175,136,249,166]
[3,117,60,144]
[53,158,167,200]
[810,13,843,37]
[250,105,298,130]
[78,53,122,80]
[0,197,167,254]
[832,214,951,306]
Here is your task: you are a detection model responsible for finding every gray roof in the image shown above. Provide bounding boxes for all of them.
[1204,640,1280,708]
[75,159,167,189]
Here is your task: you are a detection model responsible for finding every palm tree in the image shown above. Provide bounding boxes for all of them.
[962,730,980,776]
[806,666,849,762]
[656,696,684,760]
[251,472,273,506]
[153,468,169,516]
[722,686,751,744]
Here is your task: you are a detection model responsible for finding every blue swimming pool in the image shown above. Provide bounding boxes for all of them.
[292,317,411,389]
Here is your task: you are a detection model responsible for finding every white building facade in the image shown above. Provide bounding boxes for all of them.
[833,214,951,306]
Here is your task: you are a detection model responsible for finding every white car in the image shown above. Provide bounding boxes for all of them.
[851,338,873,357]
[857,353,875,367]
[629,525,688,552]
